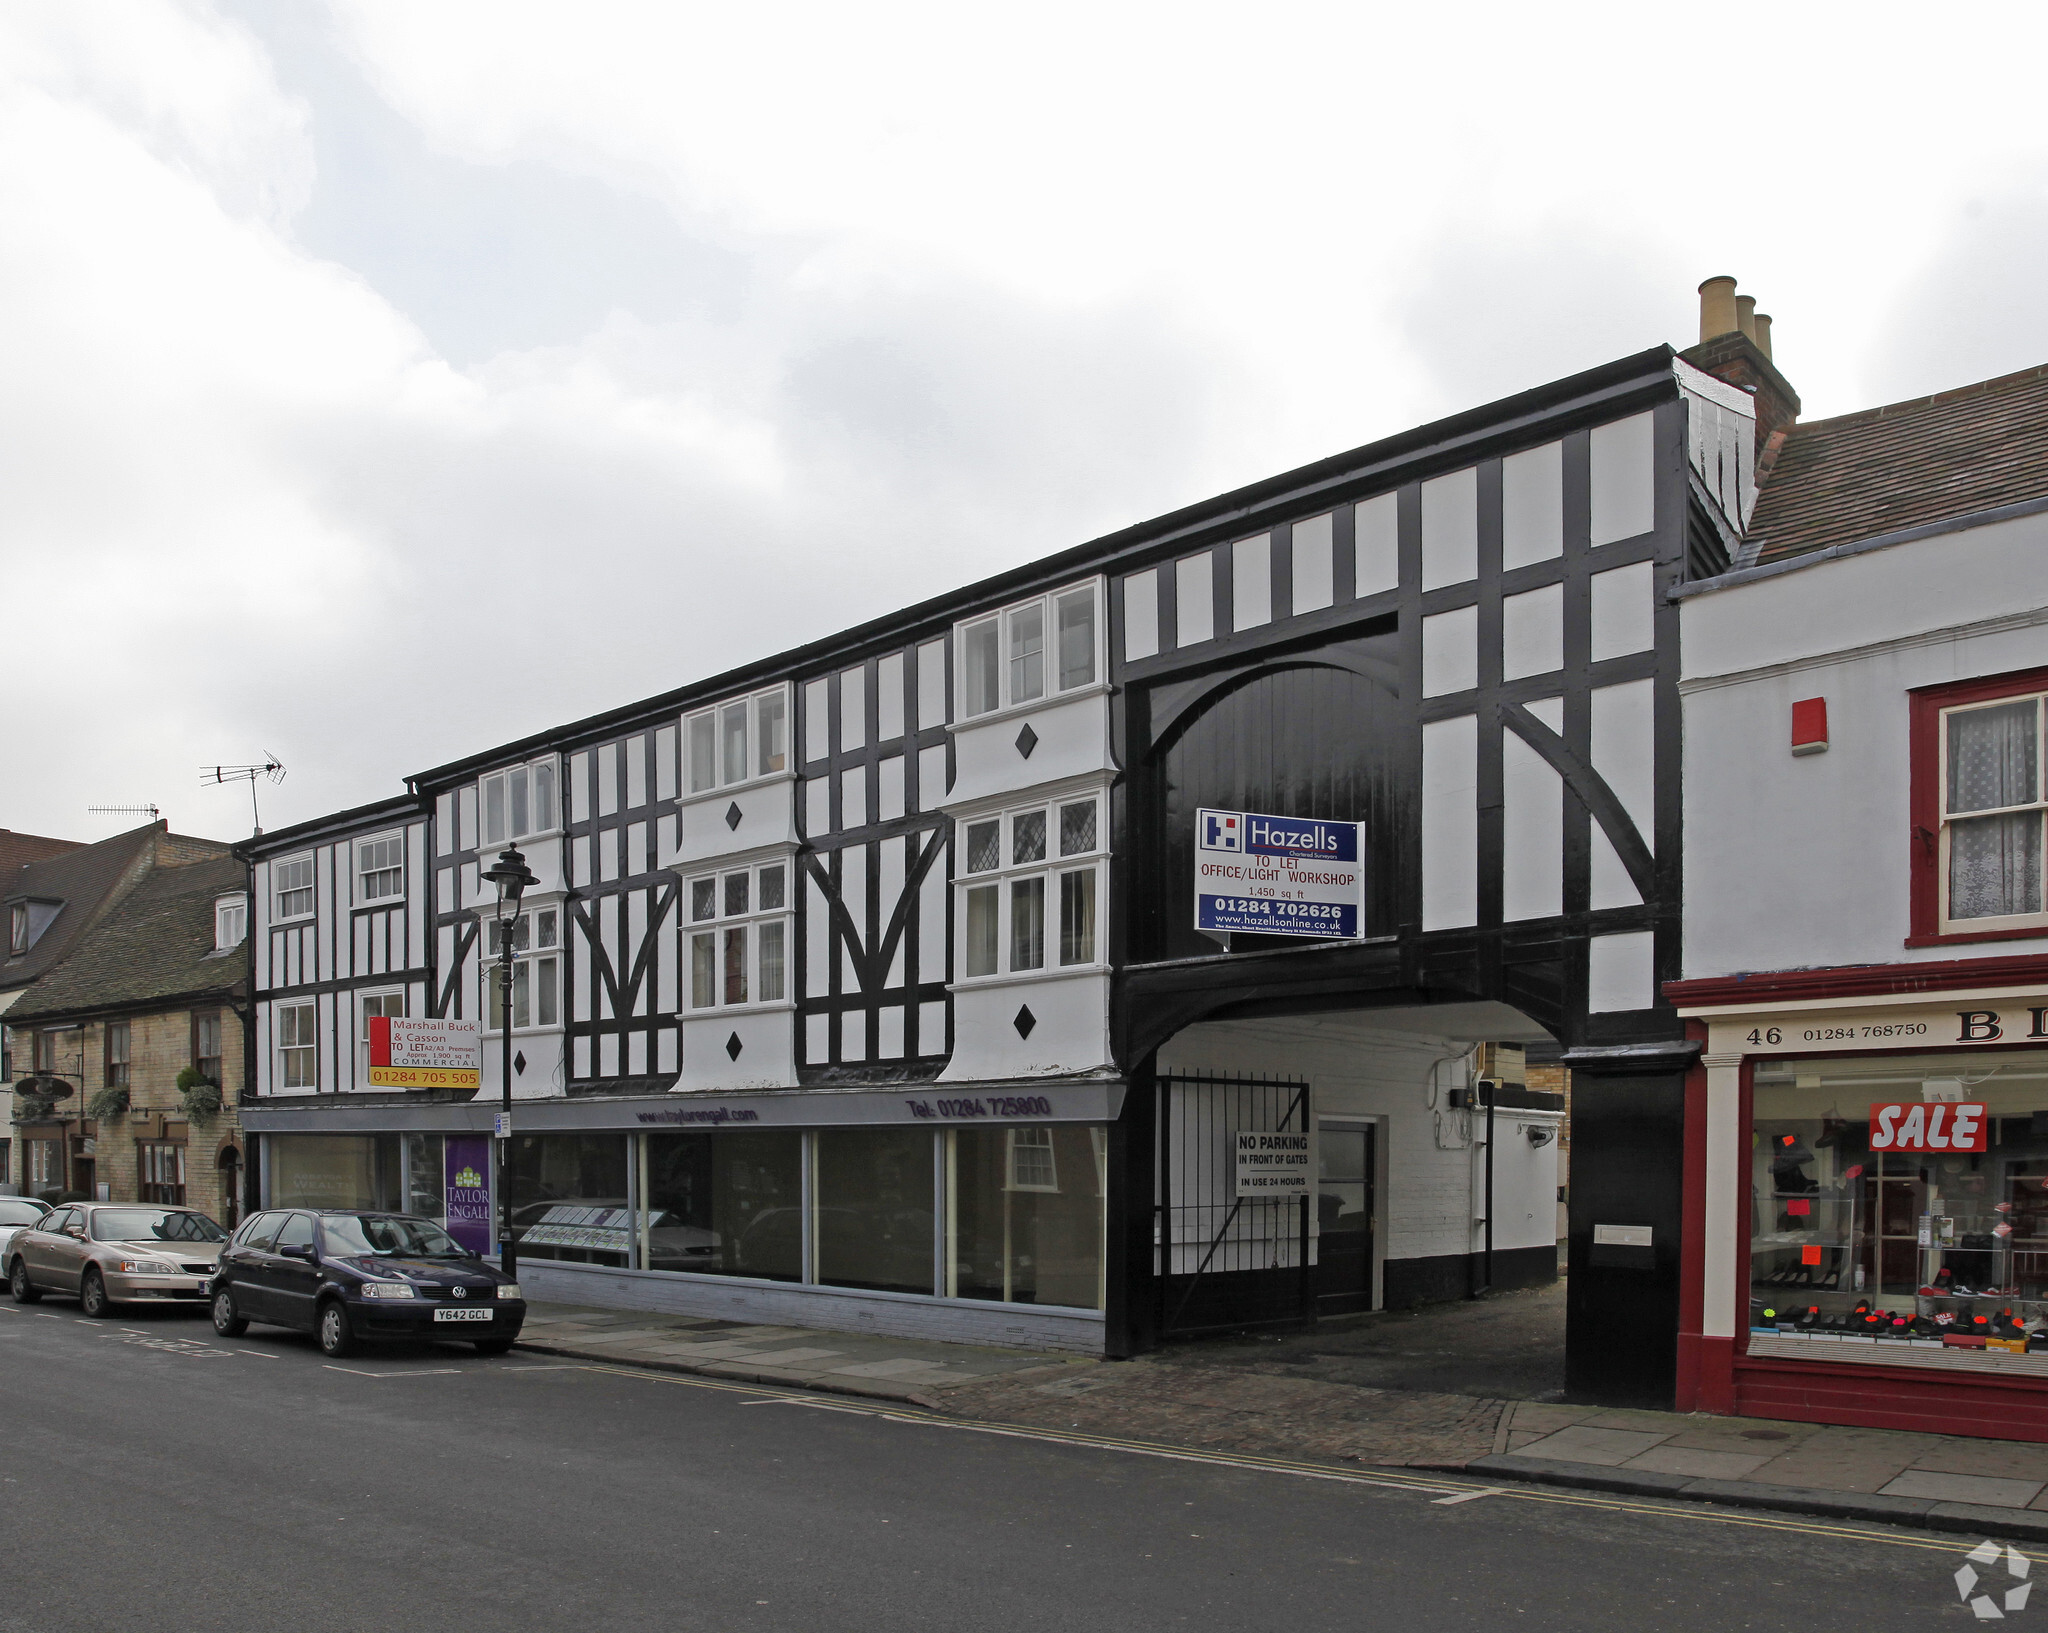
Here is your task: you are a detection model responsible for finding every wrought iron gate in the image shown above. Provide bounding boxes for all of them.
[1155,1071,1313,1337]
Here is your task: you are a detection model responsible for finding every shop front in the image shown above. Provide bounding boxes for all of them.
[1675,964,2048,1440]
[242,1078,1120,1353]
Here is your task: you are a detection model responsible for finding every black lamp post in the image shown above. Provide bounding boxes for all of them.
[482,845,538,1280]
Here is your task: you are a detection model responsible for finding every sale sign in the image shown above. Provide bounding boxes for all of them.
[368,1016,481,1090]
[1868,1102,1988,1153]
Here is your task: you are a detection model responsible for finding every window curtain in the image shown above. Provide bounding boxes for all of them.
[1949,700,2042,918]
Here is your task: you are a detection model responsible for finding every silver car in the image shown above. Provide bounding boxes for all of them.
[8,1202,229,1316]
[0,1198,51,1272]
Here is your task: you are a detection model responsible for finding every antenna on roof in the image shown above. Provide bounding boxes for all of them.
[201,754,286,836]
[87,803,161,823]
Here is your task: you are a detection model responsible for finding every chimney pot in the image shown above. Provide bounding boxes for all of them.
[1698,275,1739,344]
[1753,312,1773,359]
[1735,294,1757,340]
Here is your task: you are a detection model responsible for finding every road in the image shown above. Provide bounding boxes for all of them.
[0,1295,2008,1632]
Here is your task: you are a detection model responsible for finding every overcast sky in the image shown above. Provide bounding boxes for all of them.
[8,1,2048,843]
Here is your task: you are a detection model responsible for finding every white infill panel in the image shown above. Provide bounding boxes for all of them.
[1587,931,1655,1013]
[1422,605,1478,697]
[1501,440,1564,568]
[1590,411,1655,545]
[1501,582,1563,680]
[917,640,947,727]
[1355,493,1399,597]
[1291,513,1334,614]
[1232,535,1271,631]
[1421,467,1478,589]
[1501,701,1563,921]
[1123,569,1160,662]
[1421,715,1479,930]
[1590,559,1655,660]
[1175,553,1214,646]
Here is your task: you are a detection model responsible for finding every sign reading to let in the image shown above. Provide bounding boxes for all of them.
[1194,808,1365,939]
[1868,1102,1990,1153]
[1233,1131,1312,1197]
[368,1016,480,1090]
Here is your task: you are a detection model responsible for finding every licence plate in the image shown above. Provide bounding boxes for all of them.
[433,1307,494,1322]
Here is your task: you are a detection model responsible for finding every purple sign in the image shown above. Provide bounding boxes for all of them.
[443,1136,494,1255]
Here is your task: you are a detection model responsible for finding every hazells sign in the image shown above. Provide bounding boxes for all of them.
[368,1016,480,1090]
[1195,808,1366,939]
[1234,1131,1312,1196]
[1868,1102,1989,1154]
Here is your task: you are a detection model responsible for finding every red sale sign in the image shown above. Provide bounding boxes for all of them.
[1868,1102,1989,1153]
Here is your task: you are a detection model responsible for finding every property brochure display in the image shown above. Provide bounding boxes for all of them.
[367,1016,481,1090]
[1193,808,1366,938]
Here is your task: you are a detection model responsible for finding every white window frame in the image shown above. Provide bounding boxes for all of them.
[214,893,248,951]
[683,685,792,800]
[481,757,561,849]
[481,906,563,1032]
[682,857,793,1012]
[359,988,407,1073]
[1938,688,2048,935]
[952,790,1106,985]
[276,1000,317,1089]
[954,579,1104,723]
[8,903,25,956]
[355,833,405,904]
[273,854,315,922]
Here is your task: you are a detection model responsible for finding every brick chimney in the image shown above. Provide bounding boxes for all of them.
[1679,276,1800,477]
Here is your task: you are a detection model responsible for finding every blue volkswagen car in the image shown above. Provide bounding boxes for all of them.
[210,1209,524,1358]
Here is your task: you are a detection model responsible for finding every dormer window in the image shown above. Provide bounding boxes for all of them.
[8,903,24,956]
[214,894,248,951]
[957,582,1100,720]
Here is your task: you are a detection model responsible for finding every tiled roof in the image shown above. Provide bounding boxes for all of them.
[1749,363,2048,564]
[0,824,160,995]
[4,855,248,1023]
[0,831,83,877]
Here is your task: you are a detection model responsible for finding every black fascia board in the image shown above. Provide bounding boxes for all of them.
[407,344,1681,792]
[234,793,428,862]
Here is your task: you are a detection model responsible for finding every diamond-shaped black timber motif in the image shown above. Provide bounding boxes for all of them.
[1013,1005,1037,1039]
[725,802,743,831]
[1014,723,1038,759]
[725,1031,744,1060]
[513,1051,527,1076]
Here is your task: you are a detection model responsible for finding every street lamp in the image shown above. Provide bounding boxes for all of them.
[482,844,538,1280]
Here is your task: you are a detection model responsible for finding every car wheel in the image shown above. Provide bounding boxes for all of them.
[316,1299,355,1358]
[211,1288,249,1338]
[80,1268,113,1318]
[472,1338,514,1356]
[8,1259,40,1303]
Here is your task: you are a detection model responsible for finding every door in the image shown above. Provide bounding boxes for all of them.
[1316,1122,1376,1313]
[223,1212,284,1319]
[20,1207,73,1284]
[44,1207,92,1292]
[269,1213,322,1330]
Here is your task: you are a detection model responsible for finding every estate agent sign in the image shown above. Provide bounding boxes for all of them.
[368,1016,481,1090]
[1194,808,1366,939]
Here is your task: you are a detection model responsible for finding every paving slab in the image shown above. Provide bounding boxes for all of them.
[1621,1445,1773,1480]
[1511,1425,1672,1466]
[1880,1470,2046,1508]
[1909,1440,2048,1482]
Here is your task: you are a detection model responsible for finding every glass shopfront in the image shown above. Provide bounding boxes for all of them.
[1750,1046,2048,1369]
[641,1129,803,1281]
[504,1132,631,1267]
[948,1126,1105,1307]
[267,1134,403,1212]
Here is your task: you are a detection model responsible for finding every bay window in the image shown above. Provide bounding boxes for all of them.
[484,908,560,1030]
[685,859,791,1009]
[955,793,1105,981]
[957,581,1101,719]
[685,687,790,797]
[482,758,558,848]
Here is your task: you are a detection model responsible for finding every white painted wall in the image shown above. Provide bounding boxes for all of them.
[1681,510,2048,977]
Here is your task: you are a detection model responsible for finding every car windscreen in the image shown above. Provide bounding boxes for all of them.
[0,1200,48,1226]
[320,1215,469,1258]
[90,1209,227,1243]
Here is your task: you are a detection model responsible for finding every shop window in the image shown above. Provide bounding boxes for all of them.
[104,1020,129,1089]
[138,1141,186,1205]
[276,1001,317,1089]
[273,855,314,921]
[948,1126,1105,1308]
[1748,1047,2048,1373]
[955,796,1105,981]
[266,1134,403,1210]
[640,1129,804,1281]
[482,759,559,847]
[814,1127,936,1295]
[684,861,789,1010]
[1911,668,2048,941]
[503,1133,630,1267]
[956,581,1101,719]
[684,687,790,797]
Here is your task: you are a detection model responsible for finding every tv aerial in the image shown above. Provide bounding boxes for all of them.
[87,803,161,823]
[201,754,286,835]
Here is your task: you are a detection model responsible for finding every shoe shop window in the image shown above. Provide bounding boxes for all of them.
[1749,1047,2048,1369]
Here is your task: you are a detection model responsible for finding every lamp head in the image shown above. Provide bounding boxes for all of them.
[482,846,538,918]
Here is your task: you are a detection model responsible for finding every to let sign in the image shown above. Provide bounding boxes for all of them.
[1195,808,1365,939]
[368,1016,481,1090]
[1868,1102,1989,1153]
[1234,1131,1312,1197]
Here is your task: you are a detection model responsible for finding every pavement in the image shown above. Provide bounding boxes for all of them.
[0,1292,2013,1632]
[516,1280,2048,1543]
